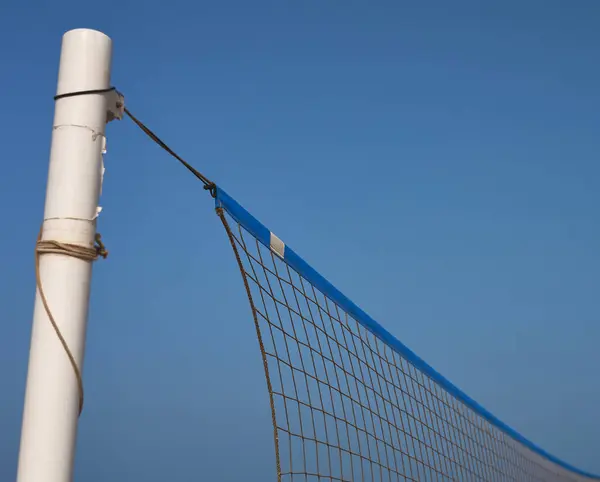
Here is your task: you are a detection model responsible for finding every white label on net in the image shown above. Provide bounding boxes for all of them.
[270,232,285,259]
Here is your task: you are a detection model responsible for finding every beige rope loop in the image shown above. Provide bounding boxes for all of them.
[34,227,108,416]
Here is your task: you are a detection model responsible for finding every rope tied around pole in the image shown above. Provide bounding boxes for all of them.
[53,86,117,101]
[35,228,109,416]
[45,85,215,418]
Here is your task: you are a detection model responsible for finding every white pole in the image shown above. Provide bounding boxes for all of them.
[17,29,114,482]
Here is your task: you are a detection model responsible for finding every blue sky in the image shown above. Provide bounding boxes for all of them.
[1,1,599,479]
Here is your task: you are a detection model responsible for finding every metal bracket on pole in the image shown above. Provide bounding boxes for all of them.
[106,89,125,123]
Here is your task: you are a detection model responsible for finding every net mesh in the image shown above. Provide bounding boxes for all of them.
[217,206,595,482]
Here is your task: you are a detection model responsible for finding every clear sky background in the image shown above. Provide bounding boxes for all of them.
[1,1,598,480]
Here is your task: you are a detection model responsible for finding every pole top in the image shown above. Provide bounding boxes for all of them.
[56,29,112,98]
[63,28,111,41]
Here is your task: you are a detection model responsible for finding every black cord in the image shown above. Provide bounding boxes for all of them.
[54,87,116,101]
[124,107,216,197]
[52,86,217,197]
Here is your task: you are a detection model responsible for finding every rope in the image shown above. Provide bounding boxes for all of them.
[35,228,109,416]
[47,86,215,416]
[123,107,217,197]
[216,208,282,480]
[54,86,217,196]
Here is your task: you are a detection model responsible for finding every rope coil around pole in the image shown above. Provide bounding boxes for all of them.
[35,229,108,416]
[44,86,215,416]
[39,87,114,416]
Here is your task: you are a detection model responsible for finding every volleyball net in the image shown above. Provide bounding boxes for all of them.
[214,187,597,482]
